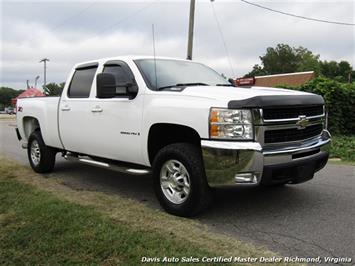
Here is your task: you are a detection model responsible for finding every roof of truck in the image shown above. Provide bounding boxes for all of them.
[74,56,191,68]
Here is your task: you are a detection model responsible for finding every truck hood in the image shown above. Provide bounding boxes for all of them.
[181,85,311,102]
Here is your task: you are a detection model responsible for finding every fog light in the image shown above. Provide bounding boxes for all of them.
[235,173,257,184]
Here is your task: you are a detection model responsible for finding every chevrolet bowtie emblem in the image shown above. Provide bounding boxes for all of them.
[296,115,309,129]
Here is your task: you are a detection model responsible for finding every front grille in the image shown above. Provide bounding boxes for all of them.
[264,124,323,144]
[263,105,323,120]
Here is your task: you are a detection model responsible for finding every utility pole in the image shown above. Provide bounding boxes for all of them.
[186,0,196,60]
[39,58,49,90]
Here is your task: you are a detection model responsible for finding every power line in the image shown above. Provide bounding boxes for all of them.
[25,1,97,44]
[25,2,156,86]
[210,1,235,77]
[49,1,97,32]
[87,2,156,38]
[49,2,156,58]
[240,0,355,26]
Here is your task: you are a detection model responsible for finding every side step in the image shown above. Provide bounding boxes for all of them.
[64,153,151,175]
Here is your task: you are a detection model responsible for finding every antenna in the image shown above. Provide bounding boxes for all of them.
[152,24,158,89]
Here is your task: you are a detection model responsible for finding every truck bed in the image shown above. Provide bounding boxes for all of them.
[16,96,62,149]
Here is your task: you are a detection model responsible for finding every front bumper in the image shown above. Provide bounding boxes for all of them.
[201,130,331,187]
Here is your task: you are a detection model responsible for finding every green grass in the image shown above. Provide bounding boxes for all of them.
[329,135,355,162]
[0,178,215,265]
[0,158,293,266]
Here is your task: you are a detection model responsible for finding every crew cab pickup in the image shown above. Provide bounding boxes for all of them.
[16,56,331,216]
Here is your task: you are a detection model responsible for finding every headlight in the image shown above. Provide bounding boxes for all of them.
[209,108,253,140]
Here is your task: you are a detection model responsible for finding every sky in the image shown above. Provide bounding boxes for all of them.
[0,0,354,90]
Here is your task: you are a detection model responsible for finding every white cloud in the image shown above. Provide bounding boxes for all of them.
[1,0,354,89]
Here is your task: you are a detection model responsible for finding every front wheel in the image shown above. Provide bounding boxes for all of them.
[27,130,56,173]
[153,143,211,217]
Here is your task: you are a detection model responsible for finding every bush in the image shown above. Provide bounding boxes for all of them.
[329,135,355,161]
[277,77,355,135]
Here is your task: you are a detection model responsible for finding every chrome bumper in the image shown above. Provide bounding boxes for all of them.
[201,130,331,187]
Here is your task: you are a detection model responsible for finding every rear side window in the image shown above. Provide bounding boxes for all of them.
[68,67,97,98]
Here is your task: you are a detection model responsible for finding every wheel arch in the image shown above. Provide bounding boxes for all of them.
[147,123,201,165]
[22,116,41,140]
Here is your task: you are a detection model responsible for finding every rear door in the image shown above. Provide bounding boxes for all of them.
[59,63,98,154]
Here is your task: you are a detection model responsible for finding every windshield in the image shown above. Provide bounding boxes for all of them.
[134,59,230,90]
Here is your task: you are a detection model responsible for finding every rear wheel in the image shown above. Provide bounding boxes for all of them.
[153,143,211,217]
[27,130,56,173]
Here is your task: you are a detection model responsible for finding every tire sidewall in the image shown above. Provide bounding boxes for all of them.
[153,143,208,216]
[27,131,55,173]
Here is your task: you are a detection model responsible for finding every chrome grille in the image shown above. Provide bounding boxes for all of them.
[264,124,323,144]
[255,104,325,146]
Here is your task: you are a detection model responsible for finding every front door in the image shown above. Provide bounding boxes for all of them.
[87,61,144,165]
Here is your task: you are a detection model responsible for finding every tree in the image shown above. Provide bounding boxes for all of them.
[336,61,353,82]
[244,43,353,83]
[244,43,309,77]
[320,60,353,82]
[43,82,65,96]
[295,46,321,74]
[0,87,24,108]
[244,64,267,77]
[261,44,300,74]
[320,60,338,79]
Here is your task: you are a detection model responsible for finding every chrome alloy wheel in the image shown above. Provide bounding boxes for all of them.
[30,140,41,166]
[160,159,191,204]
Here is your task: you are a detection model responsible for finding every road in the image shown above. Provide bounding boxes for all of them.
[1,119,354,264]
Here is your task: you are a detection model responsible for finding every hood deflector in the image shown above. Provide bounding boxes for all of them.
[228,95,324,109]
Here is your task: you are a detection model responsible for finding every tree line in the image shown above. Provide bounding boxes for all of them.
[0,83,65,109]
[244,43,353,83]
[0,87,25,110]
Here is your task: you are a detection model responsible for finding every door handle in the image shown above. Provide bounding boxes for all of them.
[61,106,71,111]
[91,106,103,113]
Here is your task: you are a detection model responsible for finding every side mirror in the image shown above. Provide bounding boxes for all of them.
[127,82,138,99]
[96,73,116,98]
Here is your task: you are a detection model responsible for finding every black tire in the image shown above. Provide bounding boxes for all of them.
[27,130,56,173]
[153,143,211,217]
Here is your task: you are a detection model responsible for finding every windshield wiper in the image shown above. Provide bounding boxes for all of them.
[216,83,235,87]
[157,82,209,90]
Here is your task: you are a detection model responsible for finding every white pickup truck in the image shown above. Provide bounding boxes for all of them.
[16,56,331,216]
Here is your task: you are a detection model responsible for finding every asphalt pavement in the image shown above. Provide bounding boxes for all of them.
[1,119,354,265]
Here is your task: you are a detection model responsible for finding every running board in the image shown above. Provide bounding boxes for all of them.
[64,154,151,175]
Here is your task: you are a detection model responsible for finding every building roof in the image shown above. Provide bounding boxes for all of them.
[17,87,45,98]
[254,71,315,87]
[11,87,45,105]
